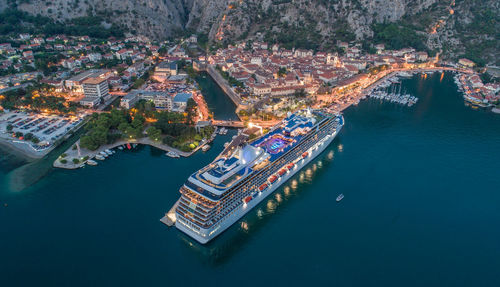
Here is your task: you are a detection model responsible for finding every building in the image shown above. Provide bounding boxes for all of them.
[173,93,193,111]
[120,90,173,110]
[458,58,475,69]
[82,77,109,99]
[153,95,173,110]
[88,53,102,62]
[252,84,271,96]
[65,70,107,93]
[120,92,140,109]
[79,97,101,108]
[154,61,178,79]
[416,52,428,62]
[375,44,385,54]
[188,34,197,43]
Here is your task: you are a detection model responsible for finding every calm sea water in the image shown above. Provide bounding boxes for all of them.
[0,73,499,287]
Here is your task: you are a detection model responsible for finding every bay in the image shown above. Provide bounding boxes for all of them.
[0,72,499,286]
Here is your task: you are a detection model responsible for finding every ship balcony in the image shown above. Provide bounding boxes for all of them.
[176,205,213,229]
[179,196,216,214]
[177,201,214,221]
[180,187,218,208]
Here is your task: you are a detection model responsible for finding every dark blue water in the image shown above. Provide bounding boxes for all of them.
[1,73,499,286]
[196,73,239,121]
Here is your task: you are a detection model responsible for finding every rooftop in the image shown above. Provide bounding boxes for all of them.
[83,77,107,85]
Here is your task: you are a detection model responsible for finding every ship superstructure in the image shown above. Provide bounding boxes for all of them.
[174,109,344,243]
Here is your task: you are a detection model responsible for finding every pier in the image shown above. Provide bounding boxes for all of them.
[53,135,212,169]
[325,67,473,113]
[160,199,179,227]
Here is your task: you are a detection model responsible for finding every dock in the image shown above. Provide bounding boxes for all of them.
[160,199,180,227]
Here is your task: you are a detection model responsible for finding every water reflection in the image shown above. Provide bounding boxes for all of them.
[275,193,282,203]
[284,186,290,196]
[327,150,334,160]
[178,144,340,265]
[240,221,249,232]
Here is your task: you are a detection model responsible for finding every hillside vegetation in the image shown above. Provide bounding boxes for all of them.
[1,0,498,64]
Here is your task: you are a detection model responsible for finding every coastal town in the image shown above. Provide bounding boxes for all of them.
[0,31,499,167]
[2,2,500,285]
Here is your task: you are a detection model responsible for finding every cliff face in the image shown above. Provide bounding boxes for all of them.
[10,0,189,39]
[188,0,440,45]
[2,0,438,40]
[2,0,499,63]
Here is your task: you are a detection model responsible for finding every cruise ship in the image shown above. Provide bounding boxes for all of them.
[174,109,344,244]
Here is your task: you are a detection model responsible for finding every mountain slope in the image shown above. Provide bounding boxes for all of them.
[2,0,498,64]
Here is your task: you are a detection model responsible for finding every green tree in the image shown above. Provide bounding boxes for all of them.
[146,126,162,141]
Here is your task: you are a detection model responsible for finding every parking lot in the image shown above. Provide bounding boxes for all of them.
[0,111,85,148]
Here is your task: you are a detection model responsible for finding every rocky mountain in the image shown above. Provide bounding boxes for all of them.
[2,0,498,64]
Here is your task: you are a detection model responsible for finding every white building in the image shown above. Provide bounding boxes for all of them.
[252,84,271,96]
[120,90,173,110]
[173,93,193,112]
[250,57,262,65]
[88,53,102,62]
[82,77,109,99]
[79,97,101,108]
[153,95,173,110]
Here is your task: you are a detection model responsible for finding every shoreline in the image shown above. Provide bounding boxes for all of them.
[53,130,217,169]
[0,137,49,160]
[332,68,469,113]
[0,114,89,161]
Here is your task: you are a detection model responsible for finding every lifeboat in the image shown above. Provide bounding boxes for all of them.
[259,183,268,192]
[278,169,286,176]
[268,175,278,184]
[287,162,295,170]
[243,196,252,204]
[302,152,308,158]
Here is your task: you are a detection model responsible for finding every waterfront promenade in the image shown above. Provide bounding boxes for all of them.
[53,133,215,169]
[328,67,471,112]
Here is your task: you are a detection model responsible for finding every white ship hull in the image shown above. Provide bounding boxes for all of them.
[176,126,342,244]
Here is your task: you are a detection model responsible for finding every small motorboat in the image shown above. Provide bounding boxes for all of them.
[126,143,131,150]
[336,194,344,202]
[95,155,105,160]
[202,145,210,152]
[166,151,180,158]
[86,160,98,166]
